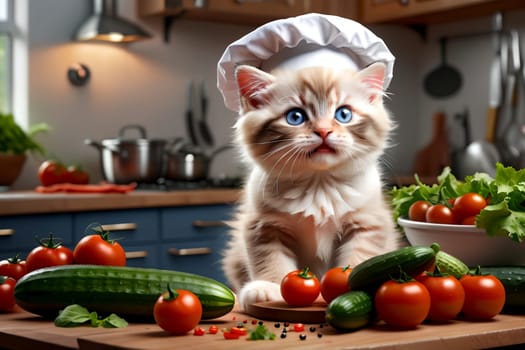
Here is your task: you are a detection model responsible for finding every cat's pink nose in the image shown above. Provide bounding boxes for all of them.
[315,129,332,139]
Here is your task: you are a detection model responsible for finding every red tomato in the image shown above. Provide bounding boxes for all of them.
[26,234,73,273]
[0,254,27,281]
[38,160,68,186]
[73,224,126,266]
[453,193,487,223]
[65,165,89,185]
[0,276,16,311]
[460,271,505,320]
[280,267,320,307]
[425,204,455,224]
[153,286,202,334]
[416,273,465,322]
[375,279,431,328]
[461,216,476,225]
[408,200,431,222]
[320,265,352,303]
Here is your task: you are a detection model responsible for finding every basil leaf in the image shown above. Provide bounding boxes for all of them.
[54,304,128,328]
[54,304,92,327]
[100,314,128,328]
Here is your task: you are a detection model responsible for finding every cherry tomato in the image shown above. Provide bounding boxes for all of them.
[375,279,431,328]
[223,331,241,339]
[73,224,126,266]
[461,216,476,225]
[65,165,89,185]
[38,160,68,186]
[320,265,352,303]
[293,323,305,332]
[154,285,202,334]
[416,272,465,322]
[425,204,455,224]
[408,200,431,222]
[0,276,16,311]
[460,270,505,320]
[453,193,487,223]
[26,234,73,273]
[0,254,27,281]
[280,267,320,307]
[208,325,219,334]
[193,327,205,336]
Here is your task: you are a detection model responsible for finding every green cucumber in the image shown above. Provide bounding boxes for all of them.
[435,250,469,279]
[325,291,374,331]
[349,243,439,291]
[477,266,525,312]
[14,265,235,321]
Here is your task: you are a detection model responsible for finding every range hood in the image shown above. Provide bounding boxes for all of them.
[74,0,151,43]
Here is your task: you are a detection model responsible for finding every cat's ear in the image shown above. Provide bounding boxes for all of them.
[358,62,386,104]
[235,65,275,109]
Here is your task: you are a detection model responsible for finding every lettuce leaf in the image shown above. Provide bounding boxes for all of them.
[390,163,525,243]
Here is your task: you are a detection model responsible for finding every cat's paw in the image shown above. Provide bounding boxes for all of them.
[238,280,283,311]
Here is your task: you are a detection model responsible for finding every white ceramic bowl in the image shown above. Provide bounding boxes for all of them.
[398,217,525,267]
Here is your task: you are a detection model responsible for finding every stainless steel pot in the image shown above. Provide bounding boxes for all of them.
[85,125,168,184]
[165,144,231,181]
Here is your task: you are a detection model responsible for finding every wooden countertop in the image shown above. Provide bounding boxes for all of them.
[1,307,525,349]
[0,189,242,216]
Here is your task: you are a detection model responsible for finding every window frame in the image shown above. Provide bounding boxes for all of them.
[0,0,13,113]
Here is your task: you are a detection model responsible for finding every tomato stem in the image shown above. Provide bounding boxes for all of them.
[164,283,179,301]
[390,266,415,283]
[7,253,23,264]
[36,233,64,249]
[298,267,314,279]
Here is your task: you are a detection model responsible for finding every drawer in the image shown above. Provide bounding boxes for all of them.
[160,205,233,240]
[159,240,227,284]
[74,209,160,243]
[0,213,74,253]
[122,243,159,268]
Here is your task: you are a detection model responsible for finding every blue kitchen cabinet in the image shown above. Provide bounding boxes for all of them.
[0,213,74,259]
[73,208,161,268]
[159,204,233,285]
[0,204,235,279]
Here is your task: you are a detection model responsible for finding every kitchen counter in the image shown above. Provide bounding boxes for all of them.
[0,189,242,216]
[1,306,525,349]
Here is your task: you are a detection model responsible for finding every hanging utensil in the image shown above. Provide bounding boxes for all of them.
[496,29,524,168]
[423,37,462,98]
[456,109,500,179]
[185,81,198,147]
[198,81,215,147]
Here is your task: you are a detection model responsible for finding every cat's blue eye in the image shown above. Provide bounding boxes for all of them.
[285,108,307,126]
[334,106,353,124]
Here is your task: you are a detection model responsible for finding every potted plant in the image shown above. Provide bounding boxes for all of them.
[0,112,48,187]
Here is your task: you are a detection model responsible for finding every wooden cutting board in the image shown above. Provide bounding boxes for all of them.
[412,112,451,177]
[245,301,327,323]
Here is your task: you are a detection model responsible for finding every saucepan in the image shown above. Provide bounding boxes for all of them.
[85,125,177,184]
[165,144,232,181]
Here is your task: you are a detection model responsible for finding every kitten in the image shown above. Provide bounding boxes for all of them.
[223,62,400,310]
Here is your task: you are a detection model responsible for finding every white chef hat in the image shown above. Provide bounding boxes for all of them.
[217,13,395,112]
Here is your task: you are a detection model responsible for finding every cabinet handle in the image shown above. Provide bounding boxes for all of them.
[192,220,227,228]
[168,247,212,256]
[101,223,137,232]
[0,229,14,237]
[125,251,148,259]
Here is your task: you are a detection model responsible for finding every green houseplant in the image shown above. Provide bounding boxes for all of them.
[0,112,48,187]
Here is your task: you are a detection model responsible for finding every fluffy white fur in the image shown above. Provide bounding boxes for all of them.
[223,63,400,310]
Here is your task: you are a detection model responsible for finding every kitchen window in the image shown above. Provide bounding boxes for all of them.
[0,0,12,113]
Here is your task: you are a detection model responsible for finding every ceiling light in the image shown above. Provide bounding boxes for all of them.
[74,0,151,43]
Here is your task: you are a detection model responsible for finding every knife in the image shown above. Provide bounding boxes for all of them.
[485,54,502,143]
[186,81,198,146]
